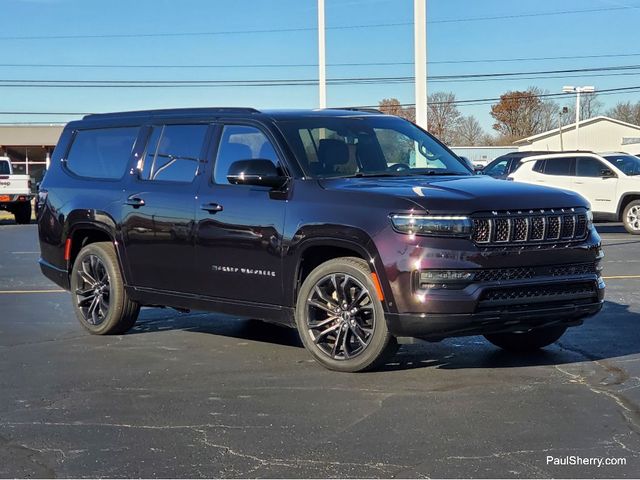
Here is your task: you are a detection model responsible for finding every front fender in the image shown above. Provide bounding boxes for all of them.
[283,224,394,311]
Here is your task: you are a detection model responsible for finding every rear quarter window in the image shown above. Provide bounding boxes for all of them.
[65,127,139,179]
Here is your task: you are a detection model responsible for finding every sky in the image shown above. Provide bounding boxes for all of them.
[1,0,640,133]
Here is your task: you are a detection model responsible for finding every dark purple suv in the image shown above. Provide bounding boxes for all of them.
[37,108,605,372]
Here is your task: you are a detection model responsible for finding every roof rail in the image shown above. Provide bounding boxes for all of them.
[83,107,261,120]
[332,107,384,114]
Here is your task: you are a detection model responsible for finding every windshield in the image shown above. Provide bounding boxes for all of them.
[278,116,471,178]
[603,154,640,176]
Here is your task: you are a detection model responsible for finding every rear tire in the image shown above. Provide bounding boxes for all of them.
[70,241,140,335]
[484,326,567,352]
[14,202,31,224]
[295,257,397,372]
[623,200,640,235]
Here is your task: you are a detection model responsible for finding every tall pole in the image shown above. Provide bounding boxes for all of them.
[414,0,427,129]
[318,0,327,109]
[575,89,581,150]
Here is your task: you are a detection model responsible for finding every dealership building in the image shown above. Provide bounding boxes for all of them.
[0,124,64,182]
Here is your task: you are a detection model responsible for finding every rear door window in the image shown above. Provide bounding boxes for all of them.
[542,158,574,176]
[66,127,139,179]
[140,124,208,182]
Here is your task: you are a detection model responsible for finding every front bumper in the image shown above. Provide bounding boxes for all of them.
[385,275,605,339]
[386,298,603,339]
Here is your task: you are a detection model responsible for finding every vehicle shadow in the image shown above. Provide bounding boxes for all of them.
[129,300,640,372]
[595,222,626,234]
[379,300,640,371]
[131,312,303,348]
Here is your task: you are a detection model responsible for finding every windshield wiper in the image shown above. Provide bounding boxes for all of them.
[409,171,467,176]
[340,172,401,178]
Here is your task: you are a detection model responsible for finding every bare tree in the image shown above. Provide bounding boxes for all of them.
[454,115,485,145]
[378,98,415,122]
[427,91,461,144]
[606,101,640,125]
[561,93,603,125]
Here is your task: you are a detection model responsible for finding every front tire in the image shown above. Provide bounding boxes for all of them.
[70,241,140,335]
[623,200,640,235]
[295,257,397,372]
[14,202,31,224]
[484,326,567,352]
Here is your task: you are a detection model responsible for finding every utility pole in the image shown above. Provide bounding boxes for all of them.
[414,0,427,129]
[562,85,595,150]
[558,106,568,151]
[318,0,327,109]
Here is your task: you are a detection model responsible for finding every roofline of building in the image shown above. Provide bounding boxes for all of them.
[514,116,640,145]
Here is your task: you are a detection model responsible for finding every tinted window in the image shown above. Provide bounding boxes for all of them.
[214,125,280,184]
[485,159,508,176]
[604,154,640,176]
[575,156,606,177]
[533,160,545,173]
[66,127,138,179]
[543,158,573,176]
[509,159,523,173]
[278,116,469,178]
[0,161,10,174]
[141,124,207,182]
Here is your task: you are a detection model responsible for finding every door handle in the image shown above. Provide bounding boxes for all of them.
[201,202,223,214]
[124,196,145,208]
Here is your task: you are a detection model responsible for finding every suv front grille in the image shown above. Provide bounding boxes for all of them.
[479,281,598,307]
[472,209,588,246]
[474,262,598,283]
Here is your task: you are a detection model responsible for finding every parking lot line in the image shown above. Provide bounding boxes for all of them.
[602,275,640,280]
[0,289,66,294]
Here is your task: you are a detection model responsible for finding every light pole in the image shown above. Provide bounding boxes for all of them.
[562,85,595,150]
[318,0,326,109]
[558,106,568,151]
[414,0,427,129]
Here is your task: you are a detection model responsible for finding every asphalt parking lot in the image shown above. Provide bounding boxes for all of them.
[0,222,638,478]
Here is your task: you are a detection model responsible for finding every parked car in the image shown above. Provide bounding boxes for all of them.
[0,156,33,224]
[508,151,640,234]
[481,151,554,179]
[37,108,604,372]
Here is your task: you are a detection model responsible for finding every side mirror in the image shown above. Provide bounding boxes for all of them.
[600,168,616,178]
[227,159,287,189]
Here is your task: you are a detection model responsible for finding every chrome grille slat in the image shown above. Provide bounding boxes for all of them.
[472,209,588,246]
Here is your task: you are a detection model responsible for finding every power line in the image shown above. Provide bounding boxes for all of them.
[3,52,640,70]
[2,85,639,117]
[0,64,639,88]
[0,6,633,41]
[360,86,640,108]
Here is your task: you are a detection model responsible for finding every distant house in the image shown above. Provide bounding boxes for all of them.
[514,116,640,153]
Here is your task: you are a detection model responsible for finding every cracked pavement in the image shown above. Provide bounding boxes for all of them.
[0,223,638,478]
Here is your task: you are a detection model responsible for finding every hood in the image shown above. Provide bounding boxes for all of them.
[319,175,588,214]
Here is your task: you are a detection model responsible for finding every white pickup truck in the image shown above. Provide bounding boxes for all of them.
[0,156,33,224]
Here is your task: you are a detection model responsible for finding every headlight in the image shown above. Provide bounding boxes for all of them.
[586,209,594,228]
[390,214,472,237]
